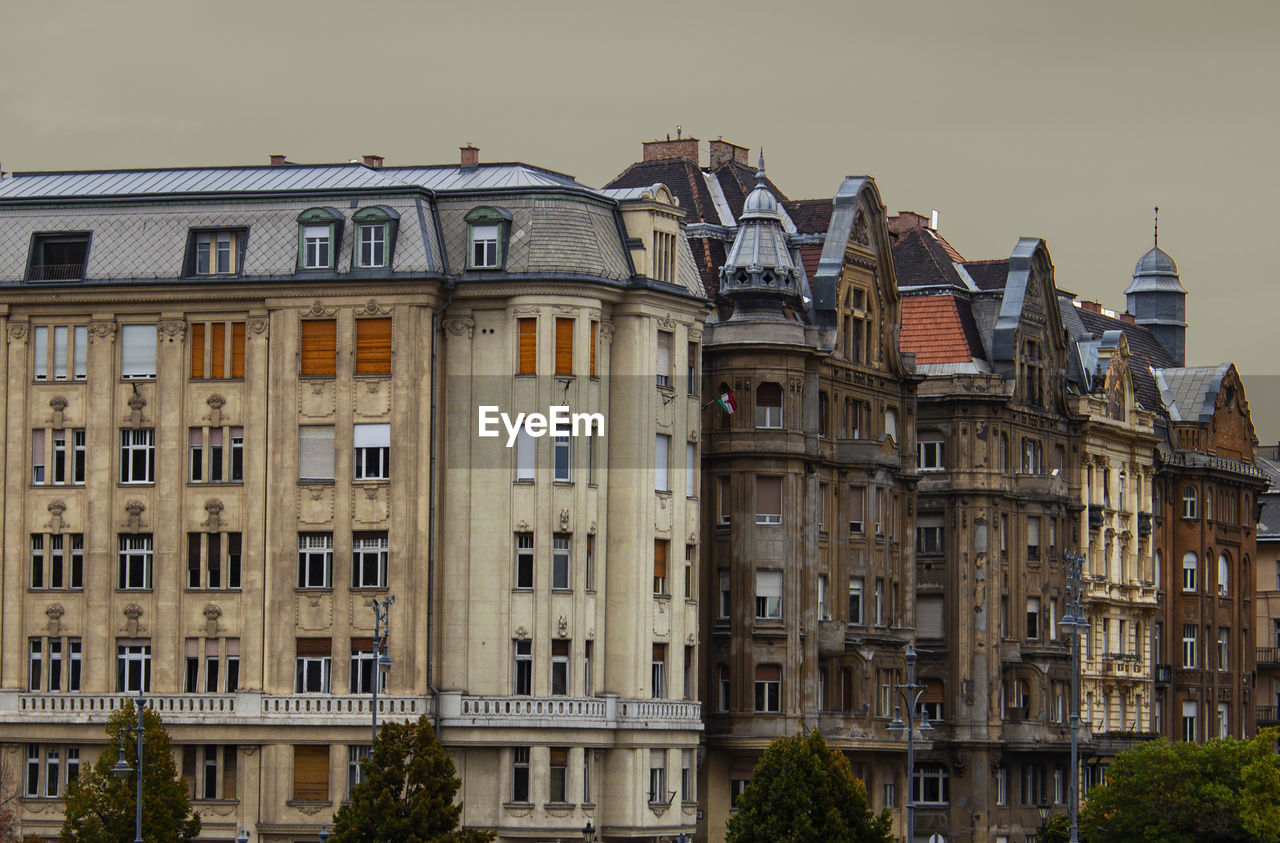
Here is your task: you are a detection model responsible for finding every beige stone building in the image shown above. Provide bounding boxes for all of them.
[0,153,705,841]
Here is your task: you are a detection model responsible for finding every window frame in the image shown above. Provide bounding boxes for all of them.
[31,324,88,382]
[351,206,399,270]
[917,439,945,471]
[117,534,153,590]
[465,206,511,270]
[186,228,248,277]
[119,428,155,484]
[351,531,389,590]
[297,207,343,271]
[27,232,91,282]
[353,423,391,481]
[119,323,157,380]
[297,532,334,589]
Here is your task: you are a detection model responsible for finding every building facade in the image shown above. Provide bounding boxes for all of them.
[1254,451,1280,733]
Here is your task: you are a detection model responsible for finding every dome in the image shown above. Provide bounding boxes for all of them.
[739,156,781,221]
[1133,246,1178,277]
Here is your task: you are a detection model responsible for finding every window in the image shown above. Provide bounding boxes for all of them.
[346,746,371,798]
[730,778,749,807]
[718,570,731,619]
[116,641,151,693]
[584,641,593,696]
[755,382,782,428]
[687,341,698,395]
[884,781,897,809]
[651,644,667,698]
[32,325,87,381]
[874,578,885,626]
[653,540,668,595]
[1182,700,1198,742]
[295,638,332,693]
[548,747,569,802]
[511,747,530,802]
[877,669,895,717]
[553,434,571,481]
[1021,438,1042,474]
[656,330,673,387]
[551,640,569,696]
[298,208,340,270]
[354,424,390,480]
[849,577,864,625]
[513,533,534,589]
[23,745,79,798]
[187,532,242,590]
[351,205,399,269]
[515,427,535,481]
[349,639,386,694]
[848,486,865,533]
[1182,485,1198,519]
[351,532,388,589]
[117,535,153,590]
[186,638,240,693]
[755,570,782,619]
[119,429,155,483]
[300,319,337,377]
[293,745,329,801]
[1182,625,1197,669]
[517,318,536,375]
[30,533,84,590]
[470,225,499,268]
[653,230,677,282]
[552,535,571,590]
[299,426,335,481]
[918,595,944,639]
[297,533,333,589]
[1217,553,1229,597]
[686,442,697,497]
[28,636,80,692]
[918,439,944,471]
[190,320,247,380]
[1027,517,1041,561]
[28,233,90,281]
[189,426,243,483]
[554,318,574,376]
[120,324,156,379]
[717,664,730,712]
[916,515,943,555]
[995,766,1008,806]
[818,574,830,620]
[1026,597,1041,640]
[756,476,782,524]
[513,640,532,695]
[913,765,950,804]
[1217,628,1229,671]
[754,664,781,712]
[682,748,695,802]
[718,477,731,525]
[884,406,898,441]
[1182,552,1198,592]
[683,645,695,701]
[189,230,243,277]
[590,321,599,378]
[355,317,392,375]
[655,434,670,491]
[648,749,667,804]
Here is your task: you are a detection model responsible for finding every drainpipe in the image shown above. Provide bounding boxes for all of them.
[428,281,454,735]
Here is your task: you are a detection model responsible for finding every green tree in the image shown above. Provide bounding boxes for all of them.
[60,701,200,843]
[725,730,893,843]
[1079,727,1280,843]
[330,716,493,843]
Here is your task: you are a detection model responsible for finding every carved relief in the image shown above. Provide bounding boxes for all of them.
[45,604,64,636]
[515,520,530,533]
[206,394,226,427]
[124,604,144,636]
[558,508,570,531]
[46,499,67,532]
[124,500,146,532]
[88,322,117,343]
[352,484,389,525]
[657,315,678,331]
[247,318,269,337]
[557,615,568,638]
[354,299,391,316]
[599,321,616,344]
[157,320,186,343]
[6,322,28,342]
[297,486,335,524]
[852,210,870,246]
[443,317,475,339]
[49,395,68,428]
[296,594,332,631]
[202,499,224,531]
[203,604,222,637]
[298,378,336,419]
[301,301,337,317]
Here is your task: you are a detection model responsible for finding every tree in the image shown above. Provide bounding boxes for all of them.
[1079,727,1280,843]
[725,730,893,843]
[330,716,493,843]
[60,701,200,843]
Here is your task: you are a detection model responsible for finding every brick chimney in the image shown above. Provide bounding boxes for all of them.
[460,145,479,168]
[1079,300,1104,314]
[708,138,749,169]
[362,154,384,168]
[1120,311,1137,324]
[886,211,931,235]
[642,136,700,164]
[269,154,288,166]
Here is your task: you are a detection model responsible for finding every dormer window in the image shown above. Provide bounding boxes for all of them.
[27,233,90,282]
[352,206,400,269]
[297,208,343,271]
[187,230,246,276]
[465,207,512,270]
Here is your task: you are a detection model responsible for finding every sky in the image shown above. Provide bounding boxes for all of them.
[2,0,1276,442]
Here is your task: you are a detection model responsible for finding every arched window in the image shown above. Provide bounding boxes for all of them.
[1217,553,1230,597]
[755,382,782,429]
[1182,552,1198,592]
[1182,485,1198,519]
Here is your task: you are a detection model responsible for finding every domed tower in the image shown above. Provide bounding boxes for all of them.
[1123,212,1187,364]
[718,157,800,320]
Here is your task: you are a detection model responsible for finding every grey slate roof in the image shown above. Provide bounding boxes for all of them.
[1257,456,1280,538]
[1153,365,1231,422]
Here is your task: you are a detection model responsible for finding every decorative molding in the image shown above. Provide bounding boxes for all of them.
[207,393,225,426]
[514,626,529,640]
[157,319,186,343]
[558,508,570,531]
[49,395,68,428]
[87,322,117,343]
[124,500,146,532]
[46,499,67,532]
[126,389,148,427]
[512,306,540,316]
[247,318,269,337]
[599,321,616,343]
[443,317,475,339]
[515,520,530,532]
[656,315,678,331]
[124,603,143,636]
[45,603,64,636]
[202,499,224,531]
[354,299,392,316]
[203,603,222,636]
[852,209,870,246]
[295,803,328,816]
[557,615,568,638]
[301,300,337,317]
[6,322,28,342]
[688,326,703,342]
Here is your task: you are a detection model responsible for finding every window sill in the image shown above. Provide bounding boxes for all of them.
[552,480,574,486]
[27,587,84,593]
[351,586,390,593]
[353,478,391,485]
[189,481,245,487]
[287,799,333,808]
[542,801,577,809]
[189,376,246,382]
[550,588,574,594]
[295,587,333,594]
[185,587,243,593]
[115,588,153,593]
[654,593,671,601]
[298,374,337,381]
[514,478,534,485]
[117,482,155,487]
[298,478,335,485]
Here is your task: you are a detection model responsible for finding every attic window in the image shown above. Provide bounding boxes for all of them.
[464,206,512,271]
[352,206,400,269]
[27,233,90,282]
[297,208,343,271]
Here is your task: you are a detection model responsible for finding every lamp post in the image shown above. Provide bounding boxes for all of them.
[236,828,250,843]
[888,644,928,843]
[580,819,595,843]
[371,594,395,745]
[318,823,331,842]
[1038,800,1050,837]
[109,694,146,843]
[1060,550,1090,843]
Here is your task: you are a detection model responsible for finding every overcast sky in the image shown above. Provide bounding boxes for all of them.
[3,0,1275,441]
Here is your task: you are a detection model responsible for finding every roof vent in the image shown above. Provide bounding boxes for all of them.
[460,144,479,168]
[362,155,384,168]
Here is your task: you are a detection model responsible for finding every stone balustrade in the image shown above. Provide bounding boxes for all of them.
[437,692,701,731]
[0,691,430,726]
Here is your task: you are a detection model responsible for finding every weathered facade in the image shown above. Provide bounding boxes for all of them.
[1254,452,1280,734]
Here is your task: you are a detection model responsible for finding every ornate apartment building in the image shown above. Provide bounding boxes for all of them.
[0,151,705,842]
[1255,452,1280,734]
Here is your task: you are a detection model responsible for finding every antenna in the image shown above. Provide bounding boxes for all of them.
[676,125,682,139]
[1153,205,1159,248]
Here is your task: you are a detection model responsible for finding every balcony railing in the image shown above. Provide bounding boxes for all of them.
[437,692,701,731]
[1155,664,1173,684]
[27,263,86,281]
[1257,647,1280,667]
[2,691,430,725]
[1258,705,1279,725]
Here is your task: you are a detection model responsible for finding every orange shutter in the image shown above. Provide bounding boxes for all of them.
[293,745,329,801]
[555,318,573,375]
[190,323,205,379]
[210,322,226,378]
[295,637,332,657]
[654,540,668,579]
[222,746,237,799]
[300,320,337,377]
[355,317,392,375]
[590,321,598,377]
[230,322,245,379]
[517,318,536,374]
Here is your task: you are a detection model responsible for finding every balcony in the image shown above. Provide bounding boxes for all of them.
[436,692,702,732]
[1155,664,1173,684]
[817,619,846,657]
[1088,505,1105,530]
[1258,705,1279,726]
[2,691,432,726]
[1258,647,1280,667]
[1092,730,1160,757]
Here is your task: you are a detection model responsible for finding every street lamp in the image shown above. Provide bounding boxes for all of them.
[236,828,250,843]
[888,644,928,843]
[318,823,331,842]
[371,594,395,745]
[109,694,146,843]
[1060,550,1090,843]
[1038,800,1050,835]
[580,819,595,843]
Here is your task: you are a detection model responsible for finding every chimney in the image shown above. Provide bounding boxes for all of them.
[886,211,931,235]
[708,138,749,169]
[1120,311,1137,324]
[930,209,939,230]
[642,136,700,164]
[460,144,479,168]
[1079,300,1104,314]
[362,154,384,168]
[269,154,288,166]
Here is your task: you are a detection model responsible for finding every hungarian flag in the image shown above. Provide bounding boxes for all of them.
[715,390,737,414]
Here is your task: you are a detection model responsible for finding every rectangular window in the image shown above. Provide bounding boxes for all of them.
[120,324,157,379]
[354,424,391,480]
[514,533,534,589]
[683,544,693,601]
[653,230,677,282]
[553,434,571,481]
[351,532,389,589]
[117,535,153,590]
[300,319,337,377]
[293,745,329,801]
[347,745,371,798]
[755,570,782,619]
[912,765,950,805]
[682,748,695,802]
[116,641,151,693]
[191,230,241,275]
[1182,700,1198,742]
[1182,625,1197,669]
[303,226,333,269]
[349,638,387,694]
[1026,597,1041,640]
[995,766,1008,806]
[686,442,697,497]
[653,539,668,596]
[189,321,246,379]
[517,318,536,374]
[549,747,569,802]
[299,426,335,481]
[756,476,782,524]
[818,574,830,620]
[718,569,731,619]
[23,745,79,798]
[651,644,667,698]
[515,427,535,481]
[590,321,599,378]
[32,325,88,381]
[552,534,571,590]
[294,638,332,693]
[1218,702,1229,739]
[848,485,865,533]
[1183,553,1198,591]
[187,532,242,590]
[554,318,573,375]
[754,664,781,712]
[28,233,89,281]
[918,440,944,471]
[357,224,387,269]
[470,224,499,268]
[1027,517,1041,560]
[874,578,885,626]
[584,640,593,695]
[655,434,670,492]
[188,426,241,483]
[119,429,155,483]
[513,640,532,695]
[656,330,673,387]
[355,317,392,375]
[551,640,569,696]
[30,533,84,590]
[849,577,864,625]
[687,341,698,395]
[297,533,333,589]
[648,749,667,803]
[511,747,530,802]
[1021,438,1043,474]
[1217,628,1229,671]
[718,477,731,525]
[916,515,944,554]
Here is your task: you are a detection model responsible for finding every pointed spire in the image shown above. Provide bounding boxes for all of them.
[756,151,767,188]
[1154,205,1159,248]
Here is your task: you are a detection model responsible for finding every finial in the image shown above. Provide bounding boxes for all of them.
[756,150,766,188]
[1153,205,1159,248]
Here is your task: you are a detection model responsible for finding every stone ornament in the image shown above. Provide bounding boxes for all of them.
[203,499,224,531]
[443,317,475,339]
[207,394,226,426]
[87,322,117,343]
[157,320,186,343]
[49,395,68,428]
[247,318,269,336]
[45,604,65,636]
[302,301,336,317]
[46,500,67,532]
[355,299,391,316]
[6,322,28,342]
[124,604,143,636]
[124,500,146,532]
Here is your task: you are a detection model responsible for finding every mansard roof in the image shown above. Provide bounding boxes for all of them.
[1153,364,1234,423]
[1069,304,1176,416]
[900,295,988,370]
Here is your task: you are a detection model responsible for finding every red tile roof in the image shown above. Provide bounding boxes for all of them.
[784,199,833,235]
[798,246,822,280]
[901,295,980,364]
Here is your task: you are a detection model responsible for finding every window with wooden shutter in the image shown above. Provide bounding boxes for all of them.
[653,540,668,595]
[190,324,205,379]
[222,746,237,799]
[554,318,573,375]
[293,745,329,801]
[300,320,337,377]
[589,321,598,377]
[230,323,245,378]
[209,323,226,378]
[517,318,536,374]
[355,318,391,375]
[295,638,332,657]
[191,321,246,380]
